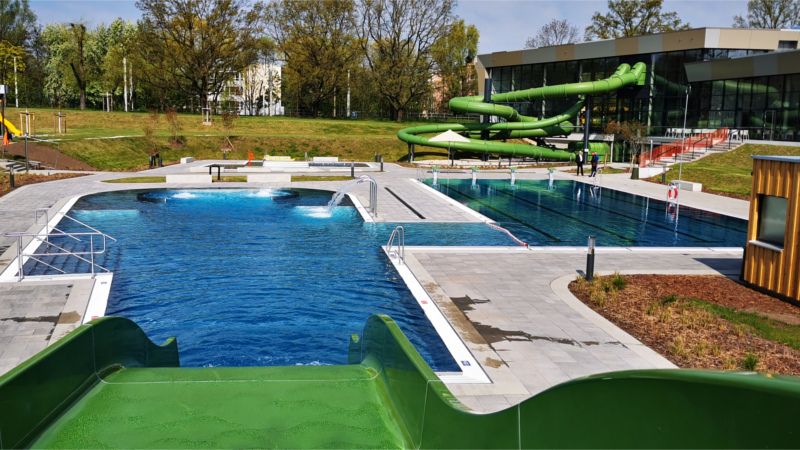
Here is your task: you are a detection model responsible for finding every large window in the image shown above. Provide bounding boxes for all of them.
[757,194,788,248]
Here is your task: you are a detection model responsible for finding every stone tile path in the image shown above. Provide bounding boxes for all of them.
[407,247,743,412]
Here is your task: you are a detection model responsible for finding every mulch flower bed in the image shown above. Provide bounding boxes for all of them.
[569,274,800,375]
[0,173,90,198]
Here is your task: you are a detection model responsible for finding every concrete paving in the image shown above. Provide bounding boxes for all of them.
[0,160,752,410]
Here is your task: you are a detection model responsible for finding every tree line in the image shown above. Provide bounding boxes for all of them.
[526,0,800,49]
[0,0,479,123]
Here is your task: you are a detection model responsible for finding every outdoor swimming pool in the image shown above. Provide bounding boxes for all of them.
[41,189,516,371]
[427,179,748,247]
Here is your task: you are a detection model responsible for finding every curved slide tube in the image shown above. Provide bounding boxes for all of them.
[398,63,646,161]
[3,315,800,448]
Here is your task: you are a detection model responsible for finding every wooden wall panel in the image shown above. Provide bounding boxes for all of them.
[745,158,800,301]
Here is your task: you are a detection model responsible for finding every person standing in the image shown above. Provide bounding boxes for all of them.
[575,150,584,176]
[590,151,599,177]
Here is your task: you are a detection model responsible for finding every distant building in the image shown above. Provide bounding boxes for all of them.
[477,28,800,142]
[211,62,283,116]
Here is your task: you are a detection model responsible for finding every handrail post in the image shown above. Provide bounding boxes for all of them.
[17,235,23,281]
[90,235,95,276]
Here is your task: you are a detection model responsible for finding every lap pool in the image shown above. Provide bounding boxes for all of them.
[427,179,748,247]
[43,189,515,371]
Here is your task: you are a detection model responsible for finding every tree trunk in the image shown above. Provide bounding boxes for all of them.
[395,108,404,123]
[79,89,86,110]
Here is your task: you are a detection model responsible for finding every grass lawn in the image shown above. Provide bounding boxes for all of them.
[646,143,800,199]
[0,107,475,171]
[292,176,354,182]
[688,299,800,351]
[103,177,166,183]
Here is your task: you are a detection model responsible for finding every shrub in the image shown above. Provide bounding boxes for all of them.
[670,337,688,357]
[741,352,760,371]
[611,271,627,290]
[660,294,678,305]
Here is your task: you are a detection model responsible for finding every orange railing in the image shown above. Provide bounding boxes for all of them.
[639,128,728,168]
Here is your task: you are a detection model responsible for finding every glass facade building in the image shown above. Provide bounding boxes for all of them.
[479,28,800,142]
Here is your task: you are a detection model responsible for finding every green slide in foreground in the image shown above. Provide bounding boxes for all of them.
[398,63,647,161]
[2,315,800,448]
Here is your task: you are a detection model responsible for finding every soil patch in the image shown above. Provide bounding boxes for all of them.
[569,274,800,375]
[0,173,90,198]
[3,141,97,171]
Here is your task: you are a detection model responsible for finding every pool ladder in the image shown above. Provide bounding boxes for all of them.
[3,208,117,281]
[387,226,405,265]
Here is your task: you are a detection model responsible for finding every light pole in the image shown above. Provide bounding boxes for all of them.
[679,84,691,184]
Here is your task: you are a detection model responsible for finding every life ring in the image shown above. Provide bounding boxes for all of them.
[668,185,678,200]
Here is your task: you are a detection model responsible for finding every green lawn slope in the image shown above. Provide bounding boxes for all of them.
[2,107,457,170]
[650,143,800,199]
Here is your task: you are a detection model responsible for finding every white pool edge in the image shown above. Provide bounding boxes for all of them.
[382,246,491,384]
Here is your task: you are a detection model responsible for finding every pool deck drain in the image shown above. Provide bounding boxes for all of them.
[0,161,751,408]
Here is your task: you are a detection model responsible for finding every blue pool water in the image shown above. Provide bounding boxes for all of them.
[45,189,517,371]
[427,179,748,247]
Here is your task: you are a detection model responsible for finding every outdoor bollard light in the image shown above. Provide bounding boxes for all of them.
[510,167,517,189]
[380,156,384,172]
[350,160,355,178]
[471,167,478,189]
[9,170,14,188]
[159,158,163,167]
[586,236,596,281]
[432,166,439,187]
[662,165,667,183]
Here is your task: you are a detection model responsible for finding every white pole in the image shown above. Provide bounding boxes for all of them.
[123,57,128,112]
[13,57,18,107]
[269,66,273,117]
[679,85,690,184]
[129,64,134,110]
[347,70,351,118]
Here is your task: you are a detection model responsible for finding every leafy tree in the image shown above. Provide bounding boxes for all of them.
[135,0,262,109]
[358,0,456,122]
[585,0,690,41]
[430,19,479,111]
[142,109,160,154]
[265,0,361,117]
[0,40,24,86]
[525,19,580,49]
[67,23,89,109]
[0,0,37,48]
[733,0,800,28]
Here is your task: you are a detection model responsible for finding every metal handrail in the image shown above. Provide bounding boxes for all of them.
[34,208,82,244]
[4,231,113,281]
[387,226,405,265]
[357,175,377,217]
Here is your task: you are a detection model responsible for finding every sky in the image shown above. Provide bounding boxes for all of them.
[29,0,751,55]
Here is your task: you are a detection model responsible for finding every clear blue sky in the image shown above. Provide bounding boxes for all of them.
[30,0,750,54]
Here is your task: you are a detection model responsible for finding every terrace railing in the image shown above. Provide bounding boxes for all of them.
[638,128,728,168]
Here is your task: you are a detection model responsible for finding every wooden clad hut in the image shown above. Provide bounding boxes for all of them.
[743,156,800,303]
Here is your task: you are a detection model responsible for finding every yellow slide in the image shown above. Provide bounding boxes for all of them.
[1,116,21,136]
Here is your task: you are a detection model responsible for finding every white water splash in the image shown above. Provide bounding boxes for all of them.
[326,177,365,213]
[173,192,197,199]
[295,206,332,218]
[246,189,279,198]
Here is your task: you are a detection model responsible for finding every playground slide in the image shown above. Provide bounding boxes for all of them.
[2,315,800,448]
[1,116,21,136]
[398,63,647,161]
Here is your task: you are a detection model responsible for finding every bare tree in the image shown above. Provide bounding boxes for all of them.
[525,19,580,49]
[605,120,649,172]
[733,0,800,28]
[358,0,455,122]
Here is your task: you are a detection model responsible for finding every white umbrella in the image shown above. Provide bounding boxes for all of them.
[429,130,471,166]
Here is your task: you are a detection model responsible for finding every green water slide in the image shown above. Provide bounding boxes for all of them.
[2,315,800,448]
[397,63,647,161]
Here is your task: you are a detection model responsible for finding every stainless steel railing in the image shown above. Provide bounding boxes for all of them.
[386,226,405,265]
[357,175,378,218]
[5,231,113,281]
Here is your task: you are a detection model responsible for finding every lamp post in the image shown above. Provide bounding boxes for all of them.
[679,84,691,184]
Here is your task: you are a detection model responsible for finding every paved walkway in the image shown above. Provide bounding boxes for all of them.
[0,161,752,406]
[404,246,742,412]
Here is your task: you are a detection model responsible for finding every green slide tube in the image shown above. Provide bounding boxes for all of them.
[398,62,646,161]
[4,315,800,448]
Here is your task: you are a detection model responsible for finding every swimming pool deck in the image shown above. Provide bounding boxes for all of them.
[0,162,750,411]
